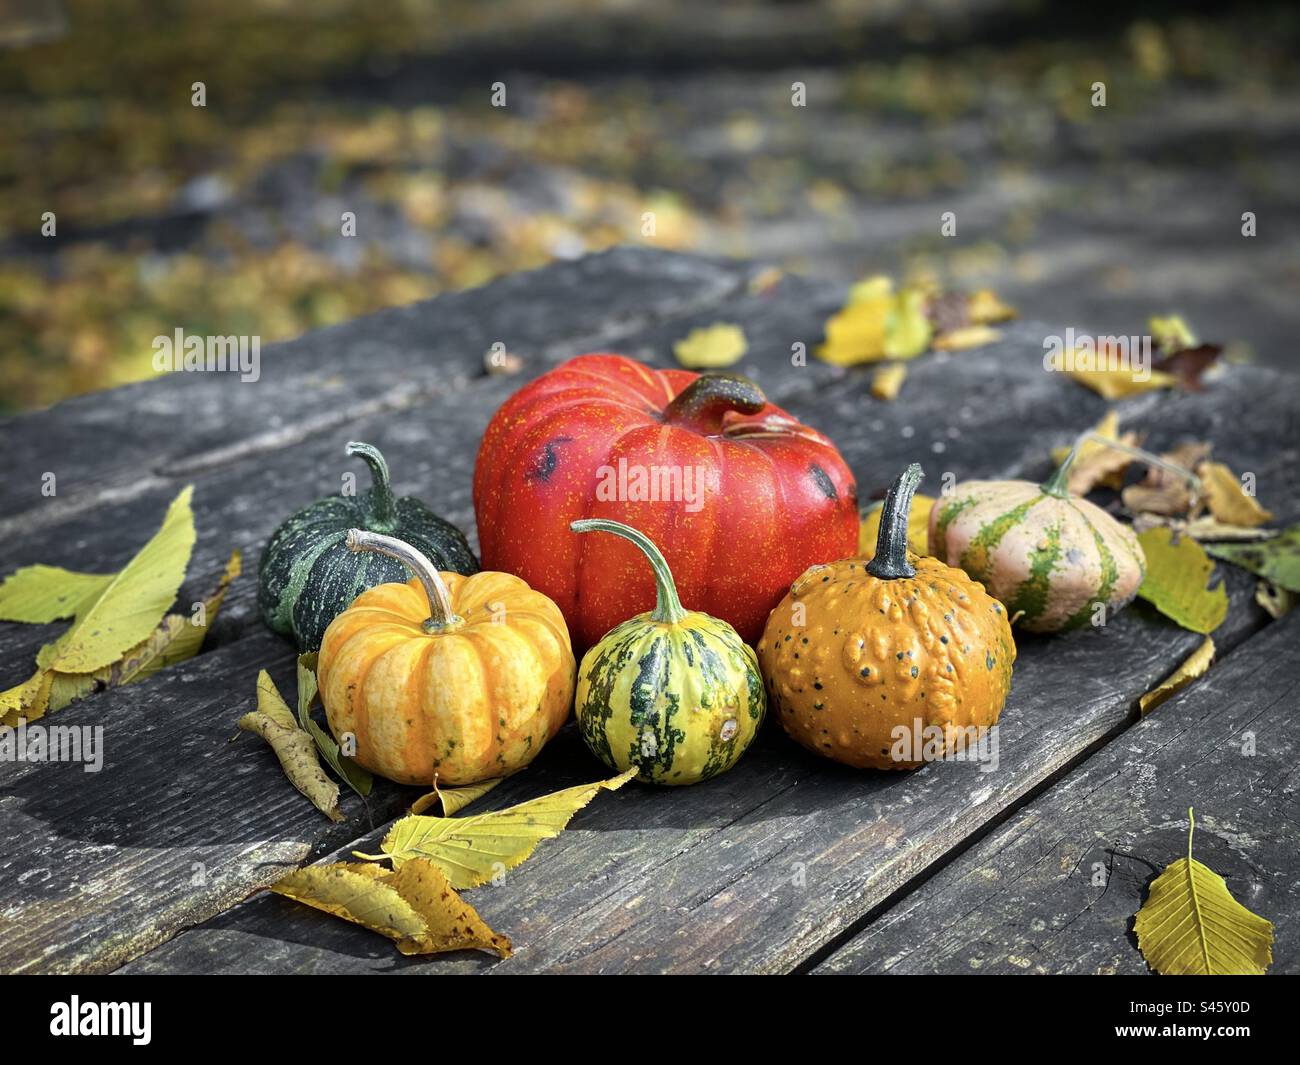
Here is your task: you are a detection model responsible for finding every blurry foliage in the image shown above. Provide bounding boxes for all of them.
[0,1,1296,410]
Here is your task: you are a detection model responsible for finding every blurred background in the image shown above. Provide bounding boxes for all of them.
[1,0,1297,412]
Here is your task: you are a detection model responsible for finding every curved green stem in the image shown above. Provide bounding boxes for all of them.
[866,463,923,580]
[1042,430,1202,500]
[346,529,463,633]
[570,519,687,624]
[347,441,397,530]
[662,372,766,433]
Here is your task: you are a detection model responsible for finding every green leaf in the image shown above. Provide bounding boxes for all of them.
[1205,524,1300,594]
[1134,808,1273,975]
[1136,527,1228,634]
[239,670,342,822]
[0,566,113,623]
[359,769,636,888]
[296,652,372,798]
[42,486,197,673]
[883,285,932,360]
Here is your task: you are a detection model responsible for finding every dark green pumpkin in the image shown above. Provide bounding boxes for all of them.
[257,441,478,651]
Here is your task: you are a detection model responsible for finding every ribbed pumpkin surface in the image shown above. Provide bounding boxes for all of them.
[317,572,574,785]
[928,480,1144,632]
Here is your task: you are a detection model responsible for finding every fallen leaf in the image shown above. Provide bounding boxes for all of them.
[41,487,196,673]
[1185,517,1277,542]
[817,277,893,366]
[859,494,935,558]
[1120,440,1207,517]
[269,859,510,958]
[1051,411,1138,495]
[1255,580,1296,619]
[1134,807,1273,975]
[1067,364,1179,400]
[1199,461,1273,527]
[967,289,1017,325]
[673,322,747,369]
[0,671,53,727]
[0,567,113,623]
[747,266,783,296]
[1152,343,1222,391]
[870,363,906,401]
[240,670,343,822]
[1136,527,1228,634]
[1148,315,1197,352]
[932,324,1001,351]
[411,776,502,816]
[884,285,932,359]
[1205,525,1300,594]
[296,653,372,798]
[360,768,636,888]
[1138,637,1214,715]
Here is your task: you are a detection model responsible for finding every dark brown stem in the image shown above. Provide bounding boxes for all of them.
[662,372,766,433]
[866,464,923,580]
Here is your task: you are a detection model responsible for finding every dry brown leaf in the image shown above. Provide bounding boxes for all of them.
[1199,461,1274,527]
[1185,516,1278,542]
[269,859,511,958]
[1051,411,1138,495]
[1138,637,1214,715]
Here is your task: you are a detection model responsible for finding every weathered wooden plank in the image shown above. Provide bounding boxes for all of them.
[0,247,754,527]
[813,607,1300,975]
[0,631,423,974]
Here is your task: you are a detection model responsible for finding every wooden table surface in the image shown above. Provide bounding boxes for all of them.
[2,247,1297,975]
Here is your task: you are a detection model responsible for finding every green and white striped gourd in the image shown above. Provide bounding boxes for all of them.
[258,441,478,651]
[927,448,1145,633]
[570,518,765,785]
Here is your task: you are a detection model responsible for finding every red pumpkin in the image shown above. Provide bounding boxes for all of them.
[473,354,858,650]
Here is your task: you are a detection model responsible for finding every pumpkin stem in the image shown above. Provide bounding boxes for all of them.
[569,519,688,624]
[345,529,464,633]
[866,463,923,580]
[662,372,766,434]
[1042,430,1203,500]
[346,441,397,530]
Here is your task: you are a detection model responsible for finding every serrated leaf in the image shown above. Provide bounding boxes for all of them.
[361,769,636,888]
[1134,808,1273,975]
[240,670,342,822]
[1205,525,1300,594]
[296,652,372,798]
[42,486,196,673]
[0,567,113,623]
[411,776,502,816]
[1138,637,1214,715]
[269,859,510,958]
[1199,461,1273,527]
[672,322,747,369]
[1136,527,1228,634]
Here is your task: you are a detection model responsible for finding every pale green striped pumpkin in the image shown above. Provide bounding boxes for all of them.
[927,454,1145,633]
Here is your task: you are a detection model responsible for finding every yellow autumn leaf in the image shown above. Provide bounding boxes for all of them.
[1199,461,1273,527]
[967,289,1017,325]
[269,859,511,958]
[361,768,636,887]
[239,670,342,822]
[870,363,906,401]
[40,486,196,673]
[1136,527,1228,634]
[0,671,53,728]
[1149,314,1197,352]
[883,285,932,360]
[1138,637,1214,715]
[816,277,893,366]
[1067,365,1179,400]
[1255,581,1296,619]
[933,324,1001,351]
[0,567,113,623]
[411,776,502,816]
[860,494,935,558]
[673,322,747,369]
[1134,808,1273,975]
